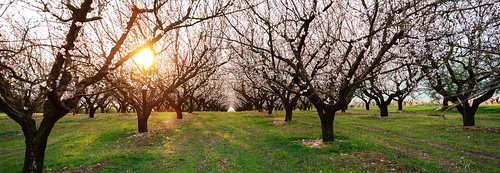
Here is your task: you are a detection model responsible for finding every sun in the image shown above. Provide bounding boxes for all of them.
[134,48,155,68]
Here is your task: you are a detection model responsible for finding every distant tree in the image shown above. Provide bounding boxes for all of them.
[82,82,112,118]
[0,0,230,171]
[416,1,499,126]
[355,89,373,110]
[226,0,437,141]
[111,22,229,132]
[363,63,423,116]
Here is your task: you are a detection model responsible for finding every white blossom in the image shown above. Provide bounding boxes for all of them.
[59,48,66,55]
[75,22,83,27]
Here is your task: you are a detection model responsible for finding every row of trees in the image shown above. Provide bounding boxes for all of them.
[0,0,498,172]
[227,0,498,141]
[0,0,235,172]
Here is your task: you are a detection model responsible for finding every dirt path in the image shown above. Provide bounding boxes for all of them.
[350,124,500,162]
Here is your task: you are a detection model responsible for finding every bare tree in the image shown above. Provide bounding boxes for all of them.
[363,63,422,116]
[0,0,231,171]
[110,21,229,132]
[417,1,499,126]
[225,0,439,141]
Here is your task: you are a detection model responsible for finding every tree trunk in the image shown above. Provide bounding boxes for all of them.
[397,99,403,111]
[137,110,151,133]
[456,103,478,126]
[341,105,347,113]
[23,133,49,173]
[88,108,97,118]
[267,104,273,115]
[462,112,475,126]
[364,101,370,110]
[319,110,335,142]
[171,105,183,119]
[22,101,69,172]
[256,104,263,112]
[120,106,127,113]
[284,106,293,121]
[379,104,389,117]
[85,107,89,114]
[100,107,105,113]
[175,108,182,119]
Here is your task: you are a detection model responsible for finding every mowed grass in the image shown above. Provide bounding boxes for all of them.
[0,104,499,172]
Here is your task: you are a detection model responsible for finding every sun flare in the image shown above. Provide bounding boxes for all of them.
[134,48,155,68]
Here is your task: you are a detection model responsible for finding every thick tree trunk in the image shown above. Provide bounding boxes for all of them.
[284,106,293,121]
[456,103,478,126]
[100,107,105,113]
[397,99,403,111]
[319,110,335,142]
[84,107,89,114]
[120,106,127,113]
[21,100,70,172]
[379,104,389,117]
[462,112,475,126]
[175,109,182,119]
[23,133,49,173]
[88,108,97,118]
[172,105,183,119]
[137,110,152,133]
[138,116,148,133]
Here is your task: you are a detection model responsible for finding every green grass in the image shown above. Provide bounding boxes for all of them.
[0,105,499,172]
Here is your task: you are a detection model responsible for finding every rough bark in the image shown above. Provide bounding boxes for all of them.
[284,106,293,121]
[456,103,478,126]
[137,114,148,133]
[319,110,335,142]
[173,105,183,119]
[379,104,389,117]
[23,133,49,173]
[88,108,97,118]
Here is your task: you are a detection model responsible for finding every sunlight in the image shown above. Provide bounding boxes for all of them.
[134,48,155,69]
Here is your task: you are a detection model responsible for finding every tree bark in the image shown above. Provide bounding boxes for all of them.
[284,106,293,121]
[23,132,50,173]
[462,112,475,126]
[137,109,152,133]
[456,103,478,126]
[120,106,127,113]
[256,104,263,112]
[21,100,71,172]
[171,105,183,119]
[341,105,347,113]
[319,110,335,142]
[267,103,274,115]
[364,100,370,110]
[88,108,97,118]
[397,99,403,111]
[379,104,389,117]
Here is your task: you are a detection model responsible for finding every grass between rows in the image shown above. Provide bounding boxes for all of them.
[0,104,499,172]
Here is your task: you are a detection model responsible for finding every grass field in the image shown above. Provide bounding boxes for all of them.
[0,104,499,172]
